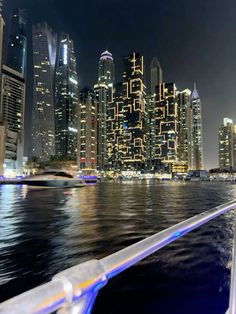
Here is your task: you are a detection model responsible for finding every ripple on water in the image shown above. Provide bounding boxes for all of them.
[0,182,235,314]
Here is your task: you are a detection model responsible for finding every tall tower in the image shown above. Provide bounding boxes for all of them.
[78,88,97,170]
[107,82,124,170]
[0,0,4,77]
[98,50,114,86]
[94,50,114,171]
[219,118,234,170]
[122,52,147,171]
[55,33,79,160]
[150,57,162,95]
[191,83,203,170]
[32,22,57,160]
[178,89,192,169]
[6,9,27,77]
[154,83,179,171]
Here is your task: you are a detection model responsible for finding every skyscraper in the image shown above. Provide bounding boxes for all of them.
[219,118,235,170]
[153,83,179,171]
[6,9,27,77]
[78,88,97,170]
[122,52,147,171]
[0,65,25,173]
[191,83,203,170]
[146,94,156,170]
[150,57,163,95]
[32,22,57,160]
[55,33,79,160]
[1,65,25,134]
[98,50,114,86]
[0,3,4,78]
[107,82,124,170]
[178,89,192,169]
[94,50,114,171]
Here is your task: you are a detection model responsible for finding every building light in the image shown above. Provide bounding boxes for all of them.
[69,77,78,85]
[63,44,68,65]
[68,127,78,133]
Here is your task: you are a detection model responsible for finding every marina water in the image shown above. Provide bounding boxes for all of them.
[0,181,235,313]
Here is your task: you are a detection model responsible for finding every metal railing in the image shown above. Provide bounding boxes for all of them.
[1,200,236,314]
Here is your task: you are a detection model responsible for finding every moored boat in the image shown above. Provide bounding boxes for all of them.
[23,171,86,188]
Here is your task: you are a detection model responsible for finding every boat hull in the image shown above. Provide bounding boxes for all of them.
[23,179,84,188]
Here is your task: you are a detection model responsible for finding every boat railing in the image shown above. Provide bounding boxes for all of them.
[0,200,236,314]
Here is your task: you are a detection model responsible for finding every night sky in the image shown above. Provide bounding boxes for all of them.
[5,0,236,169]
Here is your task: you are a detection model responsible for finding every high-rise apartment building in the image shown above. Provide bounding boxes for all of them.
[98,50,114,86]
[122,52,147,170]
[107,82,124,170]
[178,89,192,169]
[55,33,79,160]
[150,57,163,95]
[0,7,4,77]
[32,22,57,160]
[219,118,235,170]
[191,83,203,170]
[1,65,25,134]
[78,88,97,170]
[6,9,27,77]
[0,65,25,173]
[146,94,156,170]
[94,50,114,171]
[0,121,18,176]
[153,83,178,171]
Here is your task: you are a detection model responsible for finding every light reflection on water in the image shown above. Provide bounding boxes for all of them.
[0,182,235,313]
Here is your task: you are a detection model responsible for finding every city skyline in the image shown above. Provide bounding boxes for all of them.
[4,0,236,169]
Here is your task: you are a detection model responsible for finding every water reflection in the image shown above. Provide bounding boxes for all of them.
[0,182,235,313]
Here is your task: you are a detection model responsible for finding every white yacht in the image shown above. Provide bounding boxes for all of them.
[23,171,86,188]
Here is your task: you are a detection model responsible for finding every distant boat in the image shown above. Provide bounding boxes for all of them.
[78,175,98,184]
[23,171,86,188]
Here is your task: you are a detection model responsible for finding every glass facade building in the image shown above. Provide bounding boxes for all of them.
[78,88,97,170]
[150,57,162,95]
[178,89,192,169]
[6,9,27,77]
[191,83,203,170]
[94,50,114,171]
[219,118,235,170]
[153,83,179,171]
[122,52,147,170]
[32,22,57,160]
[55,33,79,160]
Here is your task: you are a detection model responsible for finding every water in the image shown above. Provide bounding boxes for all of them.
[0,181,235,313]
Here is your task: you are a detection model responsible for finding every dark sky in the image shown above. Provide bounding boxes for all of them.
[5,0,236,169]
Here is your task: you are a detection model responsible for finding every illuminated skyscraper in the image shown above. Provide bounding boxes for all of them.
[78,88,97,170]
[122,52,147,170]
[146,94,156,170]
[32,22,57,160]
[0,3,4,78]
[0,65,25,173]
[6,9,27,77]
[94,50,114,171]
[153,83,178,171]
[178,89,192,169]
[219,118,234,170]
[191,83,203,170]
[107,82,124,170]
[150,57,162,95]
[55,33,79,160]
[1,65,25,134]
[98,50,114,87]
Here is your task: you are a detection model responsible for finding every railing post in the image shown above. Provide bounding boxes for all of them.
[228,210,236,314]
[57,293,98,314]
[53,260,107,314]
